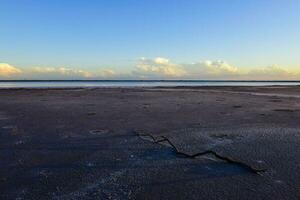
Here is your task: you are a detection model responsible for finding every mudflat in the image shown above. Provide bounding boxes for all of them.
[0,86,299,200]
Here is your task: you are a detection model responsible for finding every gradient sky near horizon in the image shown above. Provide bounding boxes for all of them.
[1,0,300,80]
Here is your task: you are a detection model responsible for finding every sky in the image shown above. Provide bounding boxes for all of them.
[1,0,300,80]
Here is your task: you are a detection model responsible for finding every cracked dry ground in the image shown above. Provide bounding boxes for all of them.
[0,87,299,200]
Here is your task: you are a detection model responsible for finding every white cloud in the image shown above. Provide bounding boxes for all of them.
[154,57,170,65]
[0,63,22,77]
[1,60,299,80]
[0,64,120,80]
[245,65,295,80]
[201,60,239,74]
[132,58,300,80]
[131,58,240,79]
[183,60,240,79]
[133,57,186,78]
[30,67,121,79]
[32,67,93,78]
[99,69,116,78]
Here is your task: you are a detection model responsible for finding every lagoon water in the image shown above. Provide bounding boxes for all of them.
[0,80,300,88]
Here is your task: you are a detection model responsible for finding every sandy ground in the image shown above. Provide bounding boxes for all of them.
[0,86,299,199]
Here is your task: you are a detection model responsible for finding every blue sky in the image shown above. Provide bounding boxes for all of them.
[1,0,300,79]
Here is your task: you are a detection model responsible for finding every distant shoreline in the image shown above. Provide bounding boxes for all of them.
[1,80,300,82]
[1,80,300,89]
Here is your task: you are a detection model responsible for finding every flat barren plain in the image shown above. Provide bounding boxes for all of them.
[0,86,299,199]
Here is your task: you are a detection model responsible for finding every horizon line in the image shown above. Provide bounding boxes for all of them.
[1,80,300,82]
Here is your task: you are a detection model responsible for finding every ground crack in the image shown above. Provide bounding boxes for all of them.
[134,131,266,175]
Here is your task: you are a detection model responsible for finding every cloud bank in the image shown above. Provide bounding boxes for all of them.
[130,58,299,80]
[0,63,22,77]
[0,58,299,80]
[30,67,93,79]
[132,57,186,78]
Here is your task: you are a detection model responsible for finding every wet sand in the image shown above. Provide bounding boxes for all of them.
[0,86,299,199]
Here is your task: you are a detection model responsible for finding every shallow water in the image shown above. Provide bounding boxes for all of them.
[0,80,300,88]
